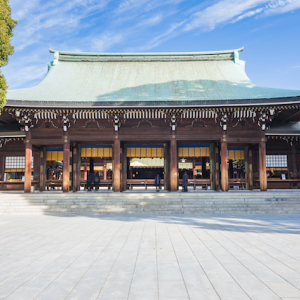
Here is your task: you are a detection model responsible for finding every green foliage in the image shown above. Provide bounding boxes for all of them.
[0,0,17,110]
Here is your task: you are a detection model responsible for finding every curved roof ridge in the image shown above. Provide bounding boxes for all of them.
[48,47,244,57]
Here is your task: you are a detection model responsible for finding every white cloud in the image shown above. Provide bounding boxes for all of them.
[184,0,300,32]
[115,0,186,15]
[262,0,300,16]
[137,14,163,27]
[115,0,151,14]
[5,64,47,90]
[91,33,124,52]
[11,0,110,51]
[133,20,186,51]
[184,0,268,31]
[232,7,264,22]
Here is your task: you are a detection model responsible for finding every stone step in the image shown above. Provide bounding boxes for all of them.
[1,198,281,202]
[2,197,300,202]
[2,192,300,197]
[1,191,300,215]
[2,202,300,208]
[1,205,300,209]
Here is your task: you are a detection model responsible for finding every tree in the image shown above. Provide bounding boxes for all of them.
[0,0,17,110]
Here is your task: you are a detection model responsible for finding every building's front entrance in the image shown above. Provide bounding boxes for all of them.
[80,145,113,190]
[178,144,211,190]
[126,145,165,190]
[228,147,246,190]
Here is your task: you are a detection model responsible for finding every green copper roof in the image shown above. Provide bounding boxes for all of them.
[6,47,300,108]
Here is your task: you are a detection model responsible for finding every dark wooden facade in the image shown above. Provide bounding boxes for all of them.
[1,104,300,192]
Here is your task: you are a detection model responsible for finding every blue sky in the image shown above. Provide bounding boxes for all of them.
[2,0,300,91]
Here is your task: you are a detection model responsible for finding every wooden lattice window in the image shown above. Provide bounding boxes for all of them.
[266,155,287,170]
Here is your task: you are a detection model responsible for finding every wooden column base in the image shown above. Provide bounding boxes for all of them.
[221,142,228,192]
[113,138,120,192]
[39,147,46,192]
[63,134,70,193]
[0,155,5,182]
[245,145,253,190]
[170,138,178,192]
[72,144,81,192]
[24,132,32,193]
[259,141,267,191]
[120,143,127,192]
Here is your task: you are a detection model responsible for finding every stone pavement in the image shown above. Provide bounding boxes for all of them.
[1,214,300,300]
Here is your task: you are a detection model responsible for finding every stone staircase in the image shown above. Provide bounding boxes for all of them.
[1,191,300,215]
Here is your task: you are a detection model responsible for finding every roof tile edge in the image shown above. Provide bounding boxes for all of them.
[49,46,244,56]
[48,47,244,62]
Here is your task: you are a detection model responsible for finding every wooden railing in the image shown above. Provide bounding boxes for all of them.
[46,180,63,190]
[178,179,210,190]
[254,178,300,189]
[127,179,164,190]
[0,180,38,191]
[229,178,246,190]
[80,179,112,190]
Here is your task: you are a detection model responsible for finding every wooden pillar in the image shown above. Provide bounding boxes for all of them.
[33,151,40,181]
[0,155,5,181]
[221,142,228,192]
[63,133,70,193]
[170,138,178,192]
[193,158,196,180]
[245,145,253,190]
[120,144,127,191]
[104,164,107,180]
[215,145,220,191]
[72,144,81,192]
[292,145,298,177]
[24,131,32,193]
[113,138,120,192]
[72,145,77,192]
[39,147,46,192]
[245,146,249,188]
[249,146,253,190]
[210,143,220,191]
[164,143,170,191]
[84,162,87,181]
[259,140,267,191]
[210,143,215,190]
[69,148,73,191]
[77,144,81,190]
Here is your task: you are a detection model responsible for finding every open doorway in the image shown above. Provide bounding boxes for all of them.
[178,144,211,190]
[228,147,245,189]
[127,145,164,190]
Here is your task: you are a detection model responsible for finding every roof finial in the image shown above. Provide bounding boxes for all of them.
[53,51,59,65]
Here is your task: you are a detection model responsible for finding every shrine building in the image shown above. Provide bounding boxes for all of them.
[1,47,300,192]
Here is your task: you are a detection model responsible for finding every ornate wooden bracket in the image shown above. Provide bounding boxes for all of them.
[113,114,121,132]
[62,114,70,131]
[12,111,34,131]
[219,112,230,131]
[257,109,276,131]
[170,113,177,131]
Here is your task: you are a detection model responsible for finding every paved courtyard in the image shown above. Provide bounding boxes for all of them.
[1,215,300,300]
